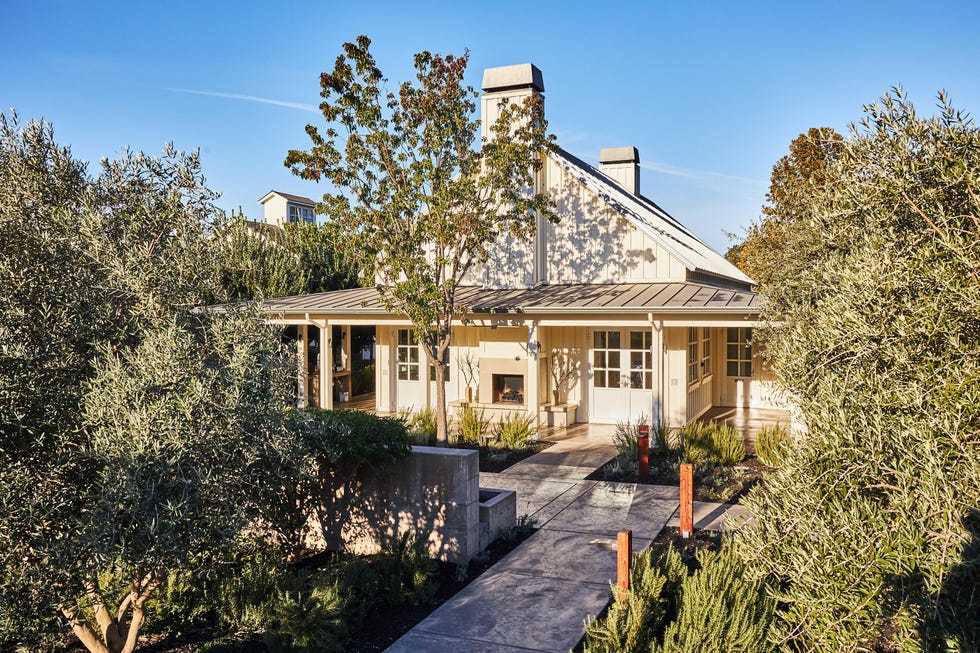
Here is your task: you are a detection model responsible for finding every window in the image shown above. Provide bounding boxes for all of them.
[397,329,419,381]
[726,328,753,377]
[701,328,712,380]
[301,207,314,222]
[687,328,700,386]
[288,205,299,223]
[288,205,315,223]
[593,330,621,388]
[629,331,653,389]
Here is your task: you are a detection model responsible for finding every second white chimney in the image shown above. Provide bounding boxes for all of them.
[599,146,640,195]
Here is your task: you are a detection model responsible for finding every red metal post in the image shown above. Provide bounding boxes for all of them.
[637,423,650,482]
[616,528,632,600]
[679,463,693,538]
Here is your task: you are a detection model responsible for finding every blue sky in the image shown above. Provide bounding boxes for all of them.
[3,0,978,252]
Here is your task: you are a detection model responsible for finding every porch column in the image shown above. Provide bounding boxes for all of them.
[322,322,334,410]
[316,320,332,410]
[297,323,308,409]
[526,321,540,423]
[651,320,664,426]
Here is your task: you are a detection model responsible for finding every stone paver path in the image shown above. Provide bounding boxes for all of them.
[385,425,747,653]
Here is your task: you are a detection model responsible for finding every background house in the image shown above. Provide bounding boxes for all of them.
[258,190,318,226]
[264,63,790,427]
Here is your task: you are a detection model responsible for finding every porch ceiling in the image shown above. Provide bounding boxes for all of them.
[262,282,760,318]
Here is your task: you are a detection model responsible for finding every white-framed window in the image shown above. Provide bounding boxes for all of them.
[701,328,712,380]
[687,328,700,386]
[593,330,621,388]
[397,329,420,381]
[629,331,653,389]
[726,328,753,377]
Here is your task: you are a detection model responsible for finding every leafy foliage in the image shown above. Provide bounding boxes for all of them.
[738,90,980,651]
[455,404,489,444]
[726,127,844,284]
[681,422,746,465]
[493,412,538,449]
[285,36,556,444]
[754,424,790,468]
[215,216,360,301]
[582,544,774,653]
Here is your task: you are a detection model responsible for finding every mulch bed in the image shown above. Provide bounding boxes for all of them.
[452,439,554,473]
[587,455,768,503]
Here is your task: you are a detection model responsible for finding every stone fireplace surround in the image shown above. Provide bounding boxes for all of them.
[478,357,528,405]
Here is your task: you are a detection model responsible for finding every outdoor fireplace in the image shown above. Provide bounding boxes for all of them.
[492,373,525,404]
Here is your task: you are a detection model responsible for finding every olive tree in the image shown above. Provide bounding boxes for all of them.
[285,36,556,444]
[737,90,980,651]
[0,115,294,652]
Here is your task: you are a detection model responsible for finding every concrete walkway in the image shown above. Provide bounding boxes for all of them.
[385,425,746,653]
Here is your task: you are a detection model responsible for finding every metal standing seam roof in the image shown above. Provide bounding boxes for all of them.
[262,282,760,316]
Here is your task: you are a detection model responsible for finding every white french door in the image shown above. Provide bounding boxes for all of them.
[590,329,655,423]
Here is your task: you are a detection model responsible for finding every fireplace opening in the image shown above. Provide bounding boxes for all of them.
[492,373,525,404]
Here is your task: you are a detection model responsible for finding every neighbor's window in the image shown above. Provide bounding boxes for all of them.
[397,329,420,381]
[701,328,712,379]
[726,328,753,377]
[301,207,314,222]
[288,205,300,223]
[687,328,700,386]
[593,330,621,388]
[629,330,653,389]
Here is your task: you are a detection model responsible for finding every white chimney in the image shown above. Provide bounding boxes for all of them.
[480,63,544,141]
[599,146,640,195]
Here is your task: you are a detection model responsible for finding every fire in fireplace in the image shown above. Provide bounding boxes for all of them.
[492,373,525,404]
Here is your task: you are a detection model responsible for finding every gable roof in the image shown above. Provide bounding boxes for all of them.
[551,148,754,287]
[262,282,759,316]
[258,190,316,206]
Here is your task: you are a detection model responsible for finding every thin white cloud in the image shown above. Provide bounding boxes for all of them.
[165,87,319,113]
[638,160,765,188]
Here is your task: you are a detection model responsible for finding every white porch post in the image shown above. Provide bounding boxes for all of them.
[527,321,540,424]
[323,322,334,410]
[651,319,664,426]
[317,320,332,410]
[297,323,308,409]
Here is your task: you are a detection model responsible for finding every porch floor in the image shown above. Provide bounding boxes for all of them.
[696,405,792,447]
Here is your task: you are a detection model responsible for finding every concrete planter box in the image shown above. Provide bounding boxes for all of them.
[478,488,517,551]
[541,403,578,428]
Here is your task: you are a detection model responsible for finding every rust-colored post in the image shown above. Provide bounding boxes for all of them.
[616,528,632,600]
[680,463,693,538]
[637,424,650,482]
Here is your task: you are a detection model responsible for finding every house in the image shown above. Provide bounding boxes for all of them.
[258,190,318,226]
[263,63,787,426]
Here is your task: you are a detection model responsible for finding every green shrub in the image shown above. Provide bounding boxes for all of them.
[288,408,411,465]
[656,546,775,652]
[456,405,488,444]
[681,422,745,465]
[494,412,538,449]
[582,545,686,653]
[754,424,790,467]
[582,543,775,653]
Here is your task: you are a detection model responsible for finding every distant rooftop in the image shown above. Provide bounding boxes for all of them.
[258,190,316,205]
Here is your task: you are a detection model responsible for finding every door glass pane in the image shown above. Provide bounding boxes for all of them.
[645,372,653,388]
[608,370,620,387]
[594,370,606,388]
[630,351,643,368]
[609,331,621,349]
[630,371,642,388]
[594,331,606,348]
[594,351,606,368]
[608,351,620,369]
[740,362,752,377]
[727,362,739,376]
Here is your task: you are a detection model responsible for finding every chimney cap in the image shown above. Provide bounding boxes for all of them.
[482,63,544,93]
[599,146,640,164]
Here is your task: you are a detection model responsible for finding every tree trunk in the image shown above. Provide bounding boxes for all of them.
[434,350,449,446]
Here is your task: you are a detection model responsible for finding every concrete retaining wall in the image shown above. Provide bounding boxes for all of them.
[310,446,512,564]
